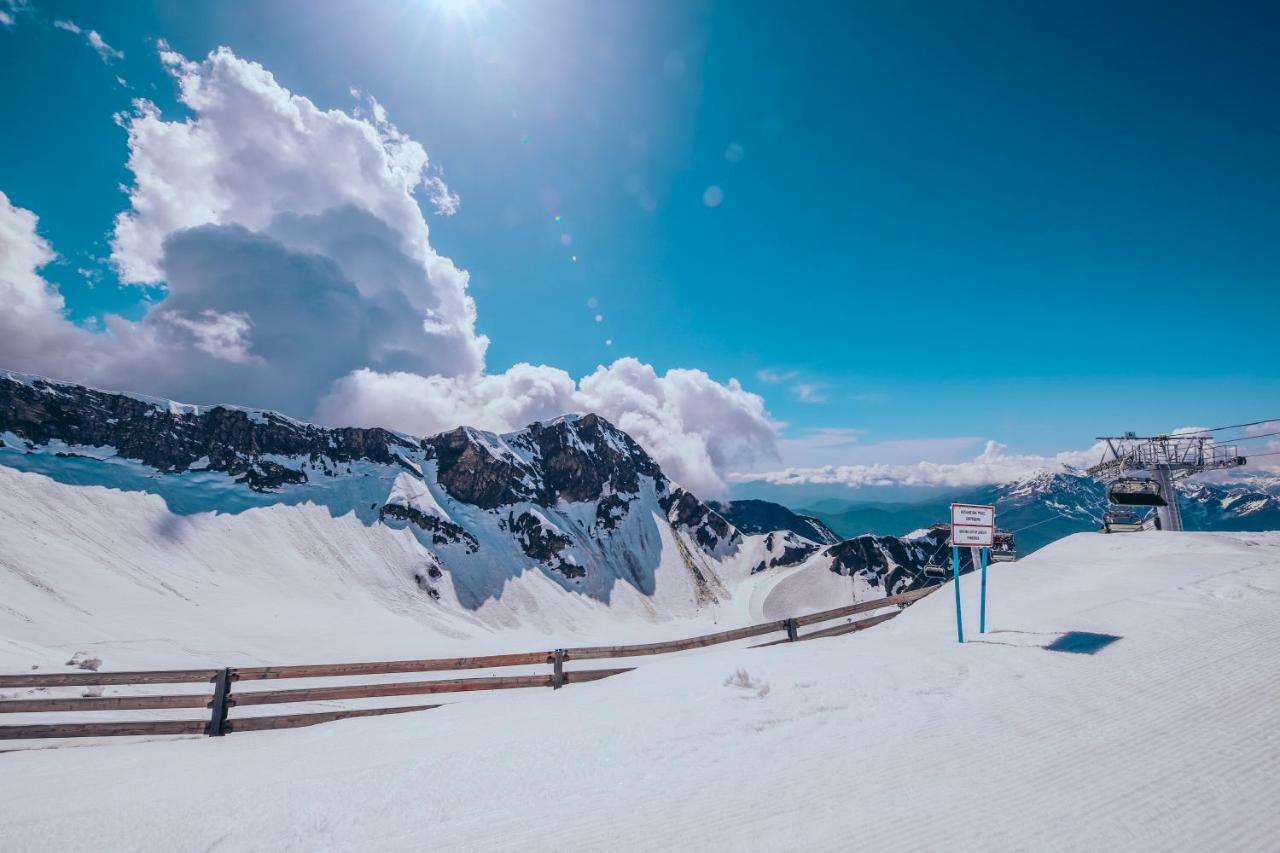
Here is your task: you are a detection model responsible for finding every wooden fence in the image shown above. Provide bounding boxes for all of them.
[0,584,939,742]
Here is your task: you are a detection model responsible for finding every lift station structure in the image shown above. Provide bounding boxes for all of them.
[1086,433,1247,531]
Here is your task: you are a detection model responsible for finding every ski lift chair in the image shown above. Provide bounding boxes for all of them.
[990,530,1017,562]
[1102,509,1145,533]
[1107,477,1167,507]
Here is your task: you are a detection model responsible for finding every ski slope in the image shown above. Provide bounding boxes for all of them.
[3,531,1278,851]
[0,464,856,672]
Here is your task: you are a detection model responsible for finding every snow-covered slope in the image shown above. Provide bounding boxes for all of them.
[3,532,1278,851]
[0,371,947,670]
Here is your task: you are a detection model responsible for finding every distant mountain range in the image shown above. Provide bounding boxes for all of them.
[802,470,1280,554]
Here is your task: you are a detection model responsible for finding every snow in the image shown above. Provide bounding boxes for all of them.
[3,531,1278,851]
[0,464,840,674]
[384,470,451,521]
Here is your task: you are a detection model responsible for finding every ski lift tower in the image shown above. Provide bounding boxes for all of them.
[1085,432,1247,531]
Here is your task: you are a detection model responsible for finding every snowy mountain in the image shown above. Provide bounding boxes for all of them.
[970,470,1280,552]
[0,371,948,669]
[809,470,1280,554]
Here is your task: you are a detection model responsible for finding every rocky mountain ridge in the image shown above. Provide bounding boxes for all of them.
[3,371,952,621]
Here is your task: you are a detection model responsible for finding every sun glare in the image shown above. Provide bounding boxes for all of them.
[429,0,493,25]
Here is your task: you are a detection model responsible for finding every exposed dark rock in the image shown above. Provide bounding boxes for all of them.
[595,493,631,531]
[660,487,740,552]
[710,499,840,545]
[379,503,479,552]
[0,374,413,492]
[824,528,963,594]
[764,531,820,567]
[423,413,668,511]
[510,511,584,578]
[423,427,538,509]
[528,413,662,503]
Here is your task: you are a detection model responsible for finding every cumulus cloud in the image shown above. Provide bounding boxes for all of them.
[318,358,778,496]
[160,309,259,365]
[0,45,780,498]
[0,190,111,380]
[735,440,1107,489]
[53,19,123,62]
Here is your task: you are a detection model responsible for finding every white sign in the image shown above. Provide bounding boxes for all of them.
[951,525,994,546]
[950,503,994,547]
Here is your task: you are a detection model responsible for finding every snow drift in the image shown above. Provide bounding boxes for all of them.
[1,532,1277,851]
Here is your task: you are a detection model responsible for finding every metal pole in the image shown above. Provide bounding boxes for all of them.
[1153,465,1183,532]
[979,547,989,634]
[952,546,964,644]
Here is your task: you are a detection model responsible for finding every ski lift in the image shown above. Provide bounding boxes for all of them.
[1107,477,1167,507]
[1102,509,1145,533]
[990,530,1017,562]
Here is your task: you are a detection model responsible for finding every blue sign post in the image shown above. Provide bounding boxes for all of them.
[951,546,963,643]
[950,503,996,645]
[978,545,989,634]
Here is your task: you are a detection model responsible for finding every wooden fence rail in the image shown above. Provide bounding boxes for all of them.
[0,584,939,742]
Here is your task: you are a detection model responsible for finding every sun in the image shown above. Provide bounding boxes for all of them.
[428,0,495,24]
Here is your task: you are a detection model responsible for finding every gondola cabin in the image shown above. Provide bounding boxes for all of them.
[1107,477,1167,507]
[989,530,1017,562]
[1102,509,1145,533]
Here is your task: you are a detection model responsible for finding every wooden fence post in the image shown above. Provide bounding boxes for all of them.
[785,618,799,641]
[207,668,232,736]
[551,650,565,689]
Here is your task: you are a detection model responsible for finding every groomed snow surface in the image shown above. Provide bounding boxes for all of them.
[3,531,1279,851]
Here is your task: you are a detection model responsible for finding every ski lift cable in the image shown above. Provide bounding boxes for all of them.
[1169,418,1280,436]
[1217,430,1280,444]
[922,511,1079,566]
[1007,512,1079,535]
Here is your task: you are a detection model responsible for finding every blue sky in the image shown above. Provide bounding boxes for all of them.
[1,0,1278,496]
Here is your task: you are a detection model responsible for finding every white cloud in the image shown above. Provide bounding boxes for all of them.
[0,46,781,498]
[86,29,123,61]
[756,370,828,404]
[792,382,827,404]
[318,358,778,497]
[161,310,259,365]
[755,368,796,384]
[53,19,123,62]
[0,0,23,27]
[735,440,1106,489]
[0,190,111,380]
[111,44,486,378]
[424,174,460,216]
